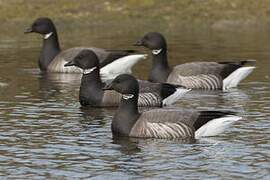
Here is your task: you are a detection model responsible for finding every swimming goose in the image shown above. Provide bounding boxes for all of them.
[64,49,190,107]
[134,32,256,90]
[24,17,146,78]
[103,74,242,139]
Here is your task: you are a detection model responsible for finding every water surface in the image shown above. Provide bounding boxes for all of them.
[0,24,269,179]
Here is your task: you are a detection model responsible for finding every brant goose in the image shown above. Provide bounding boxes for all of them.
[103,74,242,139]
[24,17,146,78]
[64,50,190,107]
[134,32,256,90]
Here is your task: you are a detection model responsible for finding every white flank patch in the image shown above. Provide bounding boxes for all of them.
[223,66,255,90]
[162,88,191,106]
[44,32,53,39]
[100,54,147,81]
[195,115,242,138]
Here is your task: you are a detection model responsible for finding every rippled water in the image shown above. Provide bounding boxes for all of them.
[0,24,269,179]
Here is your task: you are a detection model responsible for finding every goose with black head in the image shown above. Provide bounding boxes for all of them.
[134,32,256,90]
[104,74,242,139]
[25,17,146,79]
[64,50,190,107]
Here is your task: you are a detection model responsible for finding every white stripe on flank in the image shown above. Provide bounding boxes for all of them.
[223,66,255,90]
[195,115,242,138]
[139,93,159,106]
[176,74,221,89]
[100,54,147,81]
[162,88,191,106]
[146,122,193,139]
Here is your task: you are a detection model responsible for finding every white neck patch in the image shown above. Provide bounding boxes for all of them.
[152,49,162,55]
[123,94,134,100]
[44,32,53,39]
[83,67,97,75]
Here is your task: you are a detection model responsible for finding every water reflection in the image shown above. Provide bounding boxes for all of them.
[112,137,142,155]
[38,72,81,90]
[0,24,269,179]
[79,107,114,129]
[36,72,81,101]
[178,88,251,115]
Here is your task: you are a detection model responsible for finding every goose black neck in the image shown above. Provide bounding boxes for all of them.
[79,68,104,106]
[112,93,140,137]
[119,94,139,115]
[39,30,61,71]
[149,49,172,83]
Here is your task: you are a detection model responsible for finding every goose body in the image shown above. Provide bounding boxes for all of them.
[65,50,190,107]
[167,61,256,90]
[25,17,145,77]
[129,109,241,139]
[104,74,242,139]
[134,32,256,90]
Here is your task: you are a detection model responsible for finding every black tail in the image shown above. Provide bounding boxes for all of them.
[219,59,256,66]
[100,50,139,68]
[193,111,235,131]
[160,83,188,99]
[162,83,187,89]
[106,50,138,54]
[218,59,256,79]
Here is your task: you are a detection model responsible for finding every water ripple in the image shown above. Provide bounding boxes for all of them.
[0,29,269,179]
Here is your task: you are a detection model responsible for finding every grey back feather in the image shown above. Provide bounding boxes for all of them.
[169,62,229,76]
[47,47,124,73]
[168,72,222,89]
[137,92,162,107]
[166,61,250,89]
[101,80,173,107]
[138,80,165,106]
[129,109,200,139]
[166,62,231,89]
[101,90,162,107]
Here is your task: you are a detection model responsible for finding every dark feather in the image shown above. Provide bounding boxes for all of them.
[218,60,256,79]
[219,59,256,66]
[106,50,137,53]
[99,50,136,68]
[193,111,235,131]
[160,83,177,99]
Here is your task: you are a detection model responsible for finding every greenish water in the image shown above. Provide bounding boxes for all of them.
[0,20,269,179]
